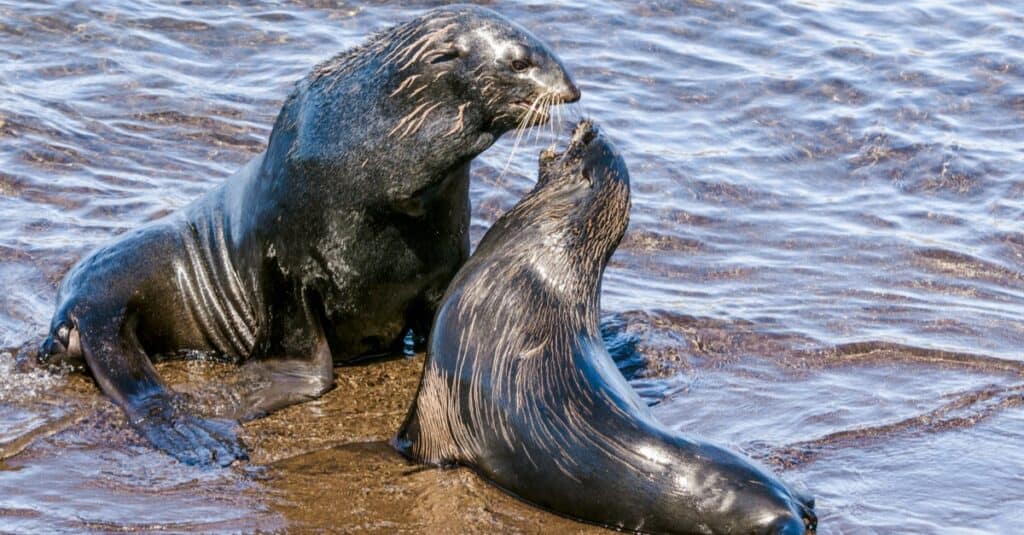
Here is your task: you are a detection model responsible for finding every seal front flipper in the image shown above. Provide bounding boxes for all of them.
[127,392,247,467]
[231,349,333,421]
[230,287,334,420]
[394,365,464,468]
[73,303,247,467]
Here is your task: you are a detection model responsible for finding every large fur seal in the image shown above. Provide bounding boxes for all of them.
[395,121,817,534]
[39,5,579,466]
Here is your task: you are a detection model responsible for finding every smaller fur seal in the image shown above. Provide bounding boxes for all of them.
[396,121,817,534]
[39,5,579,466]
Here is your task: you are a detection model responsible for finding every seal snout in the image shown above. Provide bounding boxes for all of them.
[565,119,597,153]
[575,120,597,145]
[557,77,581,104]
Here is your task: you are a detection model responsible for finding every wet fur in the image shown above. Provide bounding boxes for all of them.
[397,121,817,534]
[40,5,578,466]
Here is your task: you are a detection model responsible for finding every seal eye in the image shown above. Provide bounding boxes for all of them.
[581,168,593,187]
[511,59,530,72]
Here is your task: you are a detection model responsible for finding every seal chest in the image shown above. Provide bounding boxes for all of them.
[397,120,817,534]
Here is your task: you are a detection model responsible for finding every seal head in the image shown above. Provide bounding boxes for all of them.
[447,5,580,131]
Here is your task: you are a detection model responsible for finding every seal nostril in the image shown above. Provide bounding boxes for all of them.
[569,120,595,146]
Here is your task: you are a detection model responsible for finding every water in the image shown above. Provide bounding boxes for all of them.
[1,1,1022,532]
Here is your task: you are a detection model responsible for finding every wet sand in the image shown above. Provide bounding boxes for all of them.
[1,353,602,533]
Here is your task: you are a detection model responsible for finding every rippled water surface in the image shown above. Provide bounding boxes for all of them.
[2,1,1023,533]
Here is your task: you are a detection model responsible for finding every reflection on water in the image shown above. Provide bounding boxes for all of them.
[1,1,1022,532]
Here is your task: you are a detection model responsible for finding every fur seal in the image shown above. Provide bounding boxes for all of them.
[39,5,579,466]
[395,121,817,534]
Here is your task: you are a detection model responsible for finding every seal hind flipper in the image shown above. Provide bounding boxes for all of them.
[127,394,248,467]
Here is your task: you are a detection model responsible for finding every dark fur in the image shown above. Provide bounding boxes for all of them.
[396,121,817,534]
[40,5,579,466]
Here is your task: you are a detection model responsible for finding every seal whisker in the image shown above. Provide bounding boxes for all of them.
[530,92,552,145]
[542,99,556,141]
[530,94,545,145]
[553,95,564,139]
[530,94,545,143]
[497,92,543,185]
[556,95,566,136]
[543,92,555,136]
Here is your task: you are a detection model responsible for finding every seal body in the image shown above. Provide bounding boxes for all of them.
[396,121,817,534]
[41,5,579,466]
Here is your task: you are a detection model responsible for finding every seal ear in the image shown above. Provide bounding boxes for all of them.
[428,46,461,65]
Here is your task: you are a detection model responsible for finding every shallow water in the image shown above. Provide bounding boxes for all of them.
[1,1,1022,533]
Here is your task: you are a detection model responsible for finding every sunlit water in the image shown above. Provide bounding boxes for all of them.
[1,1,1023,533]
